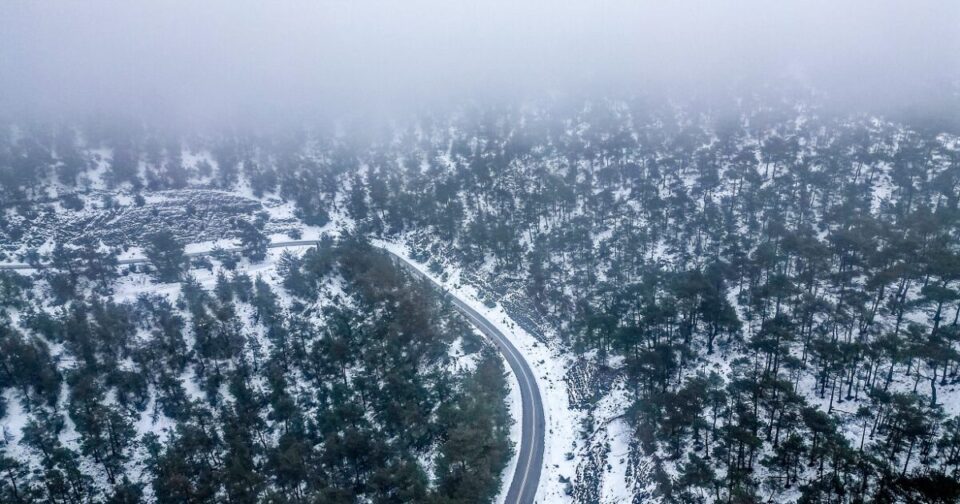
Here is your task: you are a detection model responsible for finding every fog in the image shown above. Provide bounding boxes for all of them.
[1,0,958,126]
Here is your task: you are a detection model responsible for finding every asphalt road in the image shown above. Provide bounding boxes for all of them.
[382,249,544,504]
[1,239,545,503]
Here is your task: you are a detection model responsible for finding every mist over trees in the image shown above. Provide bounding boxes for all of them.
[2,90,959,502]
[1,1,957,126]
[1,2,960,503]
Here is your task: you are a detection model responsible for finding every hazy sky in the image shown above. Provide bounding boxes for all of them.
[1,1,958,125]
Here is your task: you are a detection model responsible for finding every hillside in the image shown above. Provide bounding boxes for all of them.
[0,231,512,502]
[2,94,960,503]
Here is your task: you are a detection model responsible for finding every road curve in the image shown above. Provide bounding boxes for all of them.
[381,249,544,504]
[0,240,546,503]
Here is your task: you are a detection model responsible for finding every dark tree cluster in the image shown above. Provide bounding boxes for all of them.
[0,238,511,503]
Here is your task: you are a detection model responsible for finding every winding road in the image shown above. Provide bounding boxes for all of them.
[1,239,545,503]
[382,249,545,504]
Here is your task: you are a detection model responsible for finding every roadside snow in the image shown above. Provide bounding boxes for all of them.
[495,334,524,504]
[595,381,633,504]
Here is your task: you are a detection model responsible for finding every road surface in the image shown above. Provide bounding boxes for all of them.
[0,239,545,503]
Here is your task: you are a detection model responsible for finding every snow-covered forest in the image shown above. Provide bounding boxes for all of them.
[3,1,960,502]
[1,92,959,502]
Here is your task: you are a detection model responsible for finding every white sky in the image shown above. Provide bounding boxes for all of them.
[1,1,957,125]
